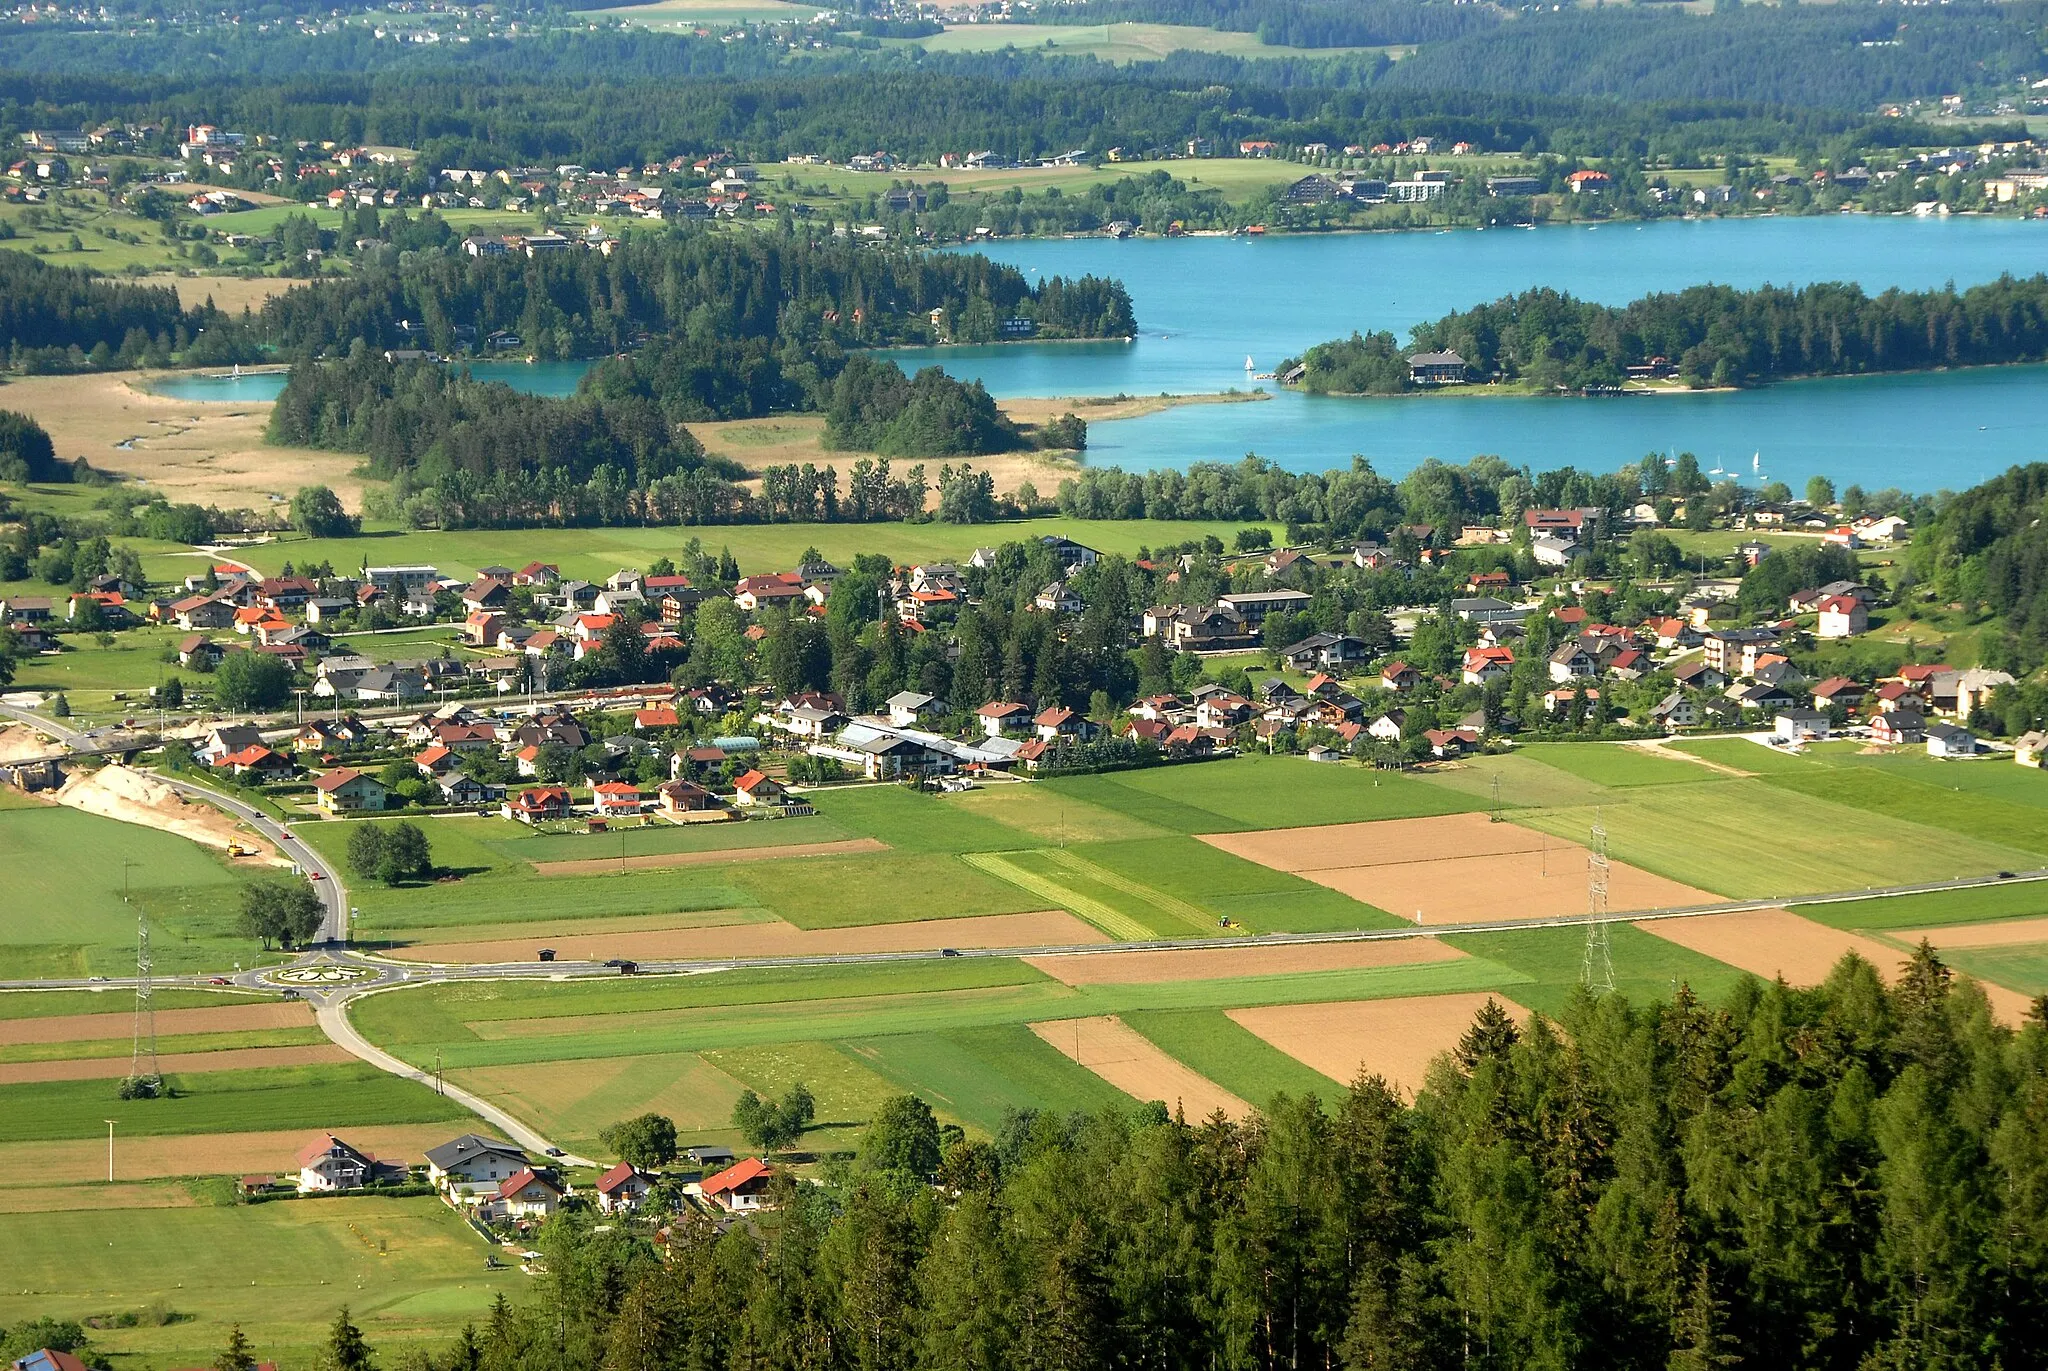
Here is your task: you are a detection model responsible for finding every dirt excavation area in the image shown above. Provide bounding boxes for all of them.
[0,1000,314,1046]
[1025,936,1463,986]
[393,909,1109,964]
[1031,1015,1253,1120]
[1228,992,1533,1098]
[52,763,281,859]
[0,724,54,762]
[1636,908,2032,1026]
[1203,813,1716,924]
[0,370,361,510]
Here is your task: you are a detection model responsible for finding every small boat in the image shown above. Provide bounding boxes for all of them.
[1244,354,1255,373]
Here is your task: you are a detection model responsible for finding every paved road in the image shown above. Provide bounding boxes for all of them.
[155,775,352,946]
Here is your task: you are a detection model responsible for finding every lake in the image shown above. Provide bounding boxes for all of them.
[155,217,2048,490]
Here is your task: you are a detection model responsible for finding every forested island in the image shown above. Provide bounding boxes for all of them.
[1283,273,2048,394]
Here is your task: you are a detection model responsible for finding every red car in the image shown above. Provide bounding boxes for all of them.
[208,977,231,986]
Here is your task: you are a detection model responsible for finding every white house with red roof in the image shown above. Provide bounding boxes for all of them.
[732,769,784,806]
[695,1156,774,1211]
[1817,596,1869,639]
[488,1168,563,1221]
[595,1162,651,1214]
[590,781,645,816]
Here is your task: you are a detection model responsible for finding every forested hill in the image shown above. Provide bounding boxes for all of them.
[1287,274,2048,394]
[1380,0,2048,106]
[346,953,2048,1371]
[1911,463,2048,681]
[256,232,1135,359]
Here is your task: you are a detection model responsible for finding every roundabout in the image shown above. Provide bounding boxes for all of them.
[265,963,376,986]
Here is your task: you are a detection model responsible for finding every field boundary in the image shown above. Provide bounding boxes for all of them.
[961,852,1153,940]
[534,836,887,875]
[1037,848,1225,935]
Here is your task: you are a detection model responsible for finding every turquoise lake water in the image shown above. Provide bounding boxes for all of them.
[156,216,2048,490]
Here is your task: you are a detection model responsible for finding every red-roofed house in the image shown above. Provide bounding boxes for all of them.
[1424,728,1480,759]
[1817,596,1868,638]
[214,744,294,779]
[313,766,390,814]
[1033,705,1098,742]
[697,1156,774,1211]
[635,705,680,730]
[1461,646,1514,685]
[977,701,1031,737]
[595,1162,651,1214]
[732,769,784,806]
[1380,661,1421,693]
[505,786,572,823]
[489,1168,562,1221]
[512,561,560,587]
[415,744,455,776]
[590,781,645,816]
[297,1132,398,1193]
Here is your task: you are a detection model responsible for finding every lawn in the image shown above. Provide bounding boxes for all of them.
[0,1063,473,1143]
[807,783,1032,853]
[511,814,855,862]
[728,850,1042,928]
[1840,754,2048,810]
[1757,767,2048,856]
[1943,944,2048,998]
[840,1025,1132,1134]
[945,783,1172,846]
[1518,743,1719,788]
[234,517,1280,583]
[449,1050,749,1156]
[1451,922,1752,1019]
[1122,1008,1345,1105]
[381,955,1516,1072]
[1796,880,2048,932]
[0,1025,325,1065]
[1050,754,1482,833]
[1415,751,1615,810]
[0,804,262,978]
[1667,737,1829,775]
[1,623,188,697]
[0,988,276,1019]
[910,23,1364,62]
[1510,779,2040,900]
[0,1197,520,1371]
[1072,836,1407,933]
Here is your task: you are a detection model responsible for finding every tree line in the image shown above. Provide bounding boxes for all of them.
[1289,274,2048,393]
[0,250,257,372]
[255,229,1134,362]
[174,947,2048,1371]
[1910,462,2048,680]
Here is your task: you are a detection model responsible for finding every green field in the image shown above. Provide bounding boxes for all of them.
[1517,742,1715,788]
[1452,922,1753,1018]
[1511,778,2040,900]
[233,517,1282,583]
[0,1025,324,1065]
[1122,1008,1344,1103]
[841,1025,1132,1133]
[1668,737,1821,775]
[910,22,1385,62]
[1796,880,2048,932]
[1067,836,1407,933]
[0,804,263,977]
[0,1198,520,1371]
[1050,753,1482,833]
[0,1063,472,1144]
[1943,944,2048,998]
[0,987,276,1019]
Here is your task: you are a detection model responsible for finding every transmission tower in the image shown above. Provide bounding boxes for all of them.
[1581,813,1616,995]
[124,912,162,1098]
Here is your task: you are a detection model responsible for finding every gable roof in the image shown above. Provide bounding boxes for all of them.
[596,1162,643,1195]
[424,1133,527,1170]
[312,766,377,793]
[497,1167,561,1200]
[700,1156,772,1198]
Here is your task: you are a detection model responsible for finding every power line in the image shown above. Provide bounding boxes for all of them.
[124,912,163,1098]
[1581,812,1615,996]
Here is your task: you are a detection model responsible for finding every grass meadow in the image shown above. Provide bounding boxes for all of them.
[1515,743,1718,789]
[235,517,1281,584]
[1050,753,1483,833]
[0,1063,472,1143]
[0,1197,520,1371]
[1796,880,2048,932]
[0,804,262,978]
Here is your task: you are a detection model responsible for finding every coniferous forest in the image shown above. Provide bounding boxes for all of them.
[1289,274,2048,393]
[354,950,2048,1371]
